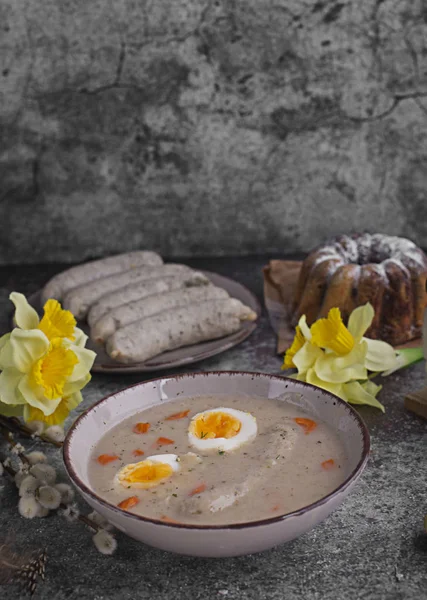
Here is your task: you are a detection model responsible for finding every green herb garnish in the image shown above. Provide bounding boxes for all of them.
[218,450,225,455]
[172,493,177,498]
[200,431,208,439]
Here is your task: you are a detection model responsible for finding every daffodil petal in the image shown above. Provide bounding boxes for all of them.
[2,329,49,373]
[18,374,62,416]
[0,334,12,370]
[294,372,307,381]
[63,373,91,396]
[38,299,77,341]
[311,307,355,355]
[364,338,398,372]
[287,372,305,381]
[0,368,26,405]
[0,333,11,353]
[68,346,96,381]
[24,397,71,426]
[0,338,14,370]
[362,380,382,397]
[306,368,347,400]
[313,342,368,383]
[347,303,374,341]
[0,400,24,417]
[298,315,312,340]
[293,342,323,375]
[343,381,385,412]
[66,391,83,411]
[10,292,40,330]
[283,326,306,369]
[73,328,89,348]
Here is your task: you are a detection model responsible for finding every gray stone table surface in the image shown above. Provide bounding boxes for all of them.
[0,256,427,600]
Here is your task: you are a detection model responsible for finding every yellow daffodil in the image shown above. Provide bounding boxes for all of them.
[39,299,77,341]
[311,307,355,355]
[24,389,86,426]
[10,292,86,344]
[282,303,401,412]
[0,293,95,426]
[282,325,305,369]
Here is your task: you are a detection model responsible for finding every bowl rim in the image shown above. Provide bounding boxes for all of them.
[63,371,370,530]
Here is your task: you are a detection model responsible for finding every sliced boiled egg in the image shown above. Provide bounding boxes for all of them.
[115,454,180,490]
[188,408,257,452]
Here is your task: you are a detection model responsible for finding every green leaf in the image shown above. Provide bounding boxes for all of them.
[382,347,424,376]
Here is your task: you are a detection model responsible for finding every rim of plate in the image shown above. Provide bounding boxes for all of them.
[63,371,370,530]
[28,270,262,373]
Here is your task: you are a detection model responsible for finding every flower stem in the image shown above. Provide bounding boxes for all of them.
[76,513,99,532]
[0,427,31,466]
[0,456,16,478]
[0,451,100,533]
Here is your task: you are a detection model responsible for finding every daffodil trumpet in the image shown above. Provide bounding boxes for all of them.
[0,293,95,426]
[282,303,423,412]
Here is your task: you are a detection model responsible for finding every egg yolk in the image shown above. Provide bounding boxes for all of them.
[118,460,173,489]
[191,411,241,440]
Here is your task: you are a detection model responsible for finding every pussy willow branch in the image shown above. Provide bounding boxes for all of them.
[0,428,30,465]
[1,460,15,478]
[0,416,63,448]
[0,439,100,534]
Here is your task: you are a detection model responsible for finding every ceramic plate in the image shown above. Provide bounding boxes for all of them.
[28,271,261,373]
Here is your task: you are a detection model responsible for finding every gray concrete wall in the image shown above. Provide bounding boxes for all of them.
[1,0,427,264]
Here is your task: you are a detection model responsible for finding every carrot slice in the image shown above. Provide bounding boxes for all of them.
[321,459,335,470]
[188,483,206,497]
[294,417,317,434]
[96,454,119,465]
[165,409,190,421]
[156,436,174,445]
[160,515,180,524]
[133,422,150,434]
[117,496,139,510]
[132,449,145,457]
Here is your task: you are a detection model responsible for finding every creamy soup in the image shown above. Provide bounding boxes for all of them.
[88,394,348,525]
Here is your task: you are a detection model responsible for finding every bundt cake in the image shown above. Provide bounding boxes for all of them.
[292,233,427,345]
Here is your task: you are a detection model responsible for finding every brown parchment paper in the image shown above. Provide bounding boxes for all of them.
[263,260,423,355]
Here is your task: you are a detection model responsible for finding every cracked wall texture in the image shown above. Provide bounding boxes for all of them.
[1,0,427,263]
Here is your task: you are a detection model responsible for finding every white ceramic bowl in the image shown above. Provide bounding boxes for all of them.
[63,372,370,557]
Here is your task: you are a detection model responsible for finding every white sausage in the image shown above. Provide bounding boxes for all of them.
[62,264,193,320]
[105,298,257,364]
[179,422,298,516]
[91,285,229,343]
[41,251,163,303]
[87,271,209,327]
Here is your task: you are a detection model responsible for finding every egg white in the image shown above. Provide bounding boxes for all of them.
[115,454,180,489]
[188,407,257,453]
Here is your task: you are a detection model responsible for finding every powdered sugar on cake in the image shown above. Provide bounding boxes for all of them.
[292,233,427,346]
[311,234,427,270]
